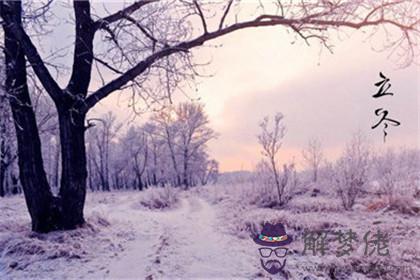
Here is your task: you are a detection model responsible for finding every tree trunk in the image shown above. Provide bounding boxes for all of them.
[183,148,189,188]
[53,138,60,190]
[0,103,7,197]
[270,158,282,205]
[2,1,61,232]
[10,174,20,195]
[135,171,143,191]
[165,127,181,186]
[0,161,5,197]
[87,151,95,191]
[57,109,87,229]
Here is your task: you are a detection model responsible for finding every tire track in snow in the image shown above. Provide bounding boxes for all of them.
[106,195,260,279]
[148,196,260,279]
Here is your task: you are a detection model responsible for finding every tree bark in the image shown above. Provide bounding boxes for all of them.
[0,159,5,197]
[57,109,87,229]
[1,1,61,232]
[183,148,189,188]
[270,157,282,205]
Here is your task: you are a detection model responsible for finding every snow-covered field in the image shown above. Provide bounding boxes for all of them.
[0,184,419,279]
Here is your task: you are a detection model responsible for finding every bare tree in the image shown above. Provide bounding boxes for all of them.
[86,112,121,191]
[302,138,324,182]
[1,0,419,232]
[198,159,219,186]
[254,159,295,207]
[151,108,183,186]
[121,126,150,190]
[148,102,217,188]
[334,131,370,210]
[258,113,288,205]
[143,122,161,186]
[175,103,217,188]
[0,70,17,197]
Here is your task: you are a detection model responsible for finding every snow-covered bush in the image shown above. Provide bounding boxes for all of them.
[137,187,180,210]
[387,194,419,215]
[333,132,370,210]
[251,160,298,208]
[372,148,419,199]
[250,162,279,208]
[366,193,419,215]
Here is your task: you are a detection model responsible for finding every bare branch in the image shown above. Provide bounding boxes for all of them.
[65,0,94,97]
[193,0,207,34]
[93,56,123,75]
[219,0,233,30]
[1,5,62,102]
[84,3,419,111]
[94,0,158,30]
[123,14,158,44]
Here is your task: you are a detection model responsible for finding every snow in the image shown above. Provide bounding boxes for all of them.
[108,195,260,279]
[0,191,261,279]
[0,185,419,279]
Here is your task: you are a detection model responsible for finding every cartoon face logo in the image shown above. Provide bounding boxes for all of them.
[252,223,293,275]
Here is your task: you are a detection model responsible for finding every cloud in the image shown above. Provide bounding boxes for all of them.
[195,28,419,171]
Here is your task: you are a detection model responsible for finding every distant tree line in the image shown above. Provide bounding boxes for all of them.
[0,97,219,196]
[86,102,218,191]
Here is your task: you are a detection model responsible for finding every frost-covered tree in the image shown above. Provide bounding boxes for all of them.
[197,158,219,186]
[258,113,294,205]
[150,108,183,186]
[302,138,324,182]
[148,102,217,188]
[143,122,163,187]
[334,131,370,210]
[174,103,217,188]
[121,126,149,190]
[86,112,121,191]
[0,62,18,196]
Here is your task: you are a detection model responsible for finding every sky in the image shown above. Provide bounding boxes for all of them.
[92,26,419,172]
[34,1,420,172]
[195,28,419,171]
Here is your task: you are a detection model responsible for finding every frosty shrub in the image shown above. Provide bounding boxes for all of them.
[138,187,180,210]
[364,149,420,214]
[387,194,419,215]
[334,132,370,210]
[372,149,419,203]
[251,161,278,207]
[251,160,297,208]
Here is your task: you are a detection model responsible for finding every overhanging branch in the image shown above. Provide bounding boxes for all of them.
[1,14,62,102]
[83,11,417,112]
[94,0,158,30]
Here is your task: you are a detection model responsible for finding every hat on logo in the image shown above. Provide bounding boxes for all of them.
[253,222,293,247]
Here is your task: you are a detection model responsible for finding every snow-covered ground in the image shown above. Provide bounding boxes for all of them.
[107,195,260,279]
[0,190,262,279]
[0,184,419,279]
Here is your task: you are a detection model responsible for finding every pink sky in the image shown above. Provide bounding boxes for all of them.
[92,26,419,172]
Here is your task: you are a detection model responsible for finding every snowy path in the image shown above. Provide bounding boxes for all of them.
[106,196,259,279]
